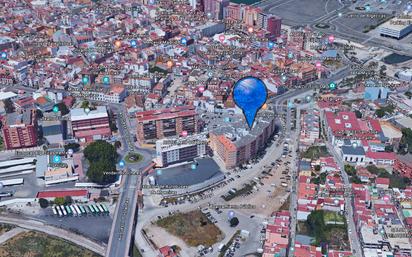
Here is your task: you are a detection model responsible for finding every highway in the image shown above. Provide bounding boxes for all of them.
[105,104,154,257]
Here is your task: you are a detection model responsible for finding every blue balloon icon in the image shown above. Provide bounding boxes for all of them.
[53,155,61,163]
[233,77,268,129]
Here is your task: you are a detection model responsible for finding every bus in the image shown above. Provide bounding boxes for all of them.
[92,205,100,215]
[56,206,62,217]
[65,205,72,216]
[87,205,96,215]
[78,205,86,215]
[100,203,109,213]
[96,204,104,214]
[60,205,67,216]
[70,205,77,216]
[74,205,82,217]
[52,206,57,216]
[83,205,91,215]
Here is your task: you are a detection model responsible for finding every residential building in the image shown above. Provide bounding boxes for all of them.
[70,106,111,143]
[1,109,38,149]
[155,134,208,167]
[136,105,198,144]
[209,110,276,169]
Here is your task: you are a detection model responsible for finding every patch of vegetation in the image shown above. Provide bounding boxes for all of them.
[344,164,356,176]
[311,172,327,185]
[375,104,395,118]
[306,210,348,251]
[125,152,143,163]
[84,140,118,184]
[0,231,101,257]
[221,181,256,201]
[399,128,412,154]
[149,66,168,75]
[301,146,329,160]
[64,143,80,152]
[156,210,223,247]
[367,165,411,189]
[0,223,15,236]
[132,244,143,257]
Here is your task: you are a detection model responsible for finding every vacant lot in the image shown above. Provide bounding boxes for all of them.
[156,210,223,247]
[0,231,101,257]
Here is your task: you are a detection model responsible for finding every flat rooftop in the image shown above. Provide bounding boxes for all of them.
[155,157,223,186]
[70,106,108,121]
[380,17,412,30]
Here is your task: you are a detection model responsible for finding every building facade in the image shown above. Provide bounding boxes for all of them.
[1,109,38,149]
[70,106,111,143]
[136,105,198,144]
[155,135,208,167]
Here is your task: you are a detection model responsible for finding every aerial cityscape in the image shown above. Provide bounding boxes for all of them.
[0,0,412,257]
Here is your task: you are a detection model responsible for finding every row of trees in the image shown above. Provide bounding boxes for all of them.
[39,196,73,209]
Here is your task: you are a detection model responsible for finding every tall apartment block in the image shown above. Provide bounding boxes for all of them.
[1,109,38,149]
[136,105,198,144]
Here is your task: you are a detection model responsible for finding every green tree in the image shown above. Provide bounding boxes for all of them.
[64,143,80,152]
[39,198,49,208]
[84,140,118,163]
[375,109,386,118]
[344,164,356,176]
[81,101,89,109]
[229,217,239,227]
[87,160,117,184]
[54,197,65,205]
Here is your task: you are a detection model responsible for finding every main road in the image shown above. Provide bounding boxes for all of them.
[105,104,154,257]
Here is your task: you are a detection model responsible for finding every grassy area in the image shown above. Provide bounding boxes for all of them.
[367,165,411,189]
[0,223,15,236]
[156,210,223,247]
[306,210,348,250]
[0,231,101,257]
[324,211,345,225]
[301,145,329,160]
[125,152,143,163]
[132,244,143,257]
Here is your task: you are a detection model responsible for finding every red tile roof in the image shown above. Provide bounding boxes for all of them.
[37,189,88,198]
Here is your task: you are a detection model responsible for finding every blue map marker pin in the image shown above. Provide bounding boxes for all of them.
[233,77,268,129]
